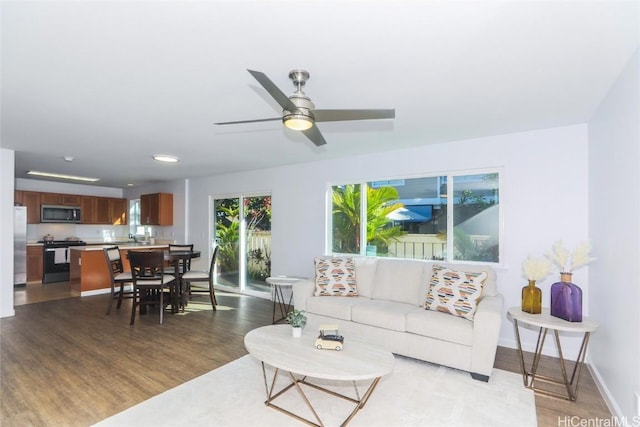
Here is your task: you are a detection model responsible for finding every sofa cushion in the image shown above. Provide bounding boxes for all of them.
[305,296,362,321]
[372,258,427,305]
[351,299,416,332]
[353,257,378,298]
[406,308,473,346]
[425,264,487,320]
[314,257,358,296]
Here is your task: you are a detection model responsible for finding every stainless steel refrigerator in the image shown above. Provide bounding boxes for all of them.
[14,206,27,286]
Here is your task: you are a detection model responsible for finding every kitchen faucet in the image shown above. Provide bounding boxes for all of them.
[129,233,138,243]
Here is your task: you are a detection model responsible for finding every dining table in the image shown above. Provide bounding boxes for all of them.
[163,249,201,311]
[125,248,201,313]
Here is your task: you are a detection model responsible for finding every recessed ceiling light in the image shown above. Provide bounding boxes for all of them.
[127,183,135,187]
[153,155,179,163]
[63,156,74,162]
[27,170,100,182]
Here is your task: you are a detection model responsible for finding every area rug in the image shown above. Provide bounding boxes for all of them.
[94,354,536,427]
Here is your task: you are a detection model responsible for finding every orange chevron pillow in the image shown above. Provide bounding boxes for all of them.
[425,264,487,320]
[314,257,358,296]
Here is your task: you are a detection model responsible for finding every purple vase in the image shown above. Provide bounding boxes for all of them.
[550,273,582,322]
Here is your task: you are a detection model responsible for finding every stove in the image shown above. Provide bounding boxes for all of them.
[39,240,87,248]
[40,240,87,283]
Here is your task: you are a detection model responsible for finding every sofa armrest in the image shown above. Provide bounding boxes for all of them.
[292,279,315,310]
[470,293,504,377]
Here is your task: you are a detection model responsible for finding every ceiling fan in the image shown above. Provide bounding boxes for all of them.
[214,69,395,146]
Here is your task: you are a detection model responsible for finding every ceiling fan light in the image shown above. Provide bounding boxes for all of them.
[283,114,313,131]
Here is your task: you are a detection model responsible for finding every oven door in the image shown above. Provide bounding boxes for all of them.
[43,247,70,283]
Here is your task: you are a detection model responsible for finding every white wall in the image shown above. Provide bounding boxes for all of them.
[1,149,17,318]
[188,124,591,358]
[588,48,640,420]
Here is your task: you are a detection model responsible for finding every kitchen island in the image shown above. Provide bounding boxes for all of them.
[69,243,170,296]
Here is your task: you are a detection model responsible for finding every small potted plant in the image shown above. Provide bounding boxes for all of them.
[286,309,307,337]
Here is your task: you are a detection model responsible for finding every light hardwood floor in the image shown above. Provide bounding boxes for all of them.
[2,285,611,427]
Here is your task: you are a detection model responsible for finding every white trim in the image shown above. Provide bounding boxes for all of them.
[588,363,624,420]
[80,288,112,297]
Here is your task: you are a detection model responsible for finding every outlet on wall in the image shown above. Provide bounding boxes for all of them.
[636,392,640,417]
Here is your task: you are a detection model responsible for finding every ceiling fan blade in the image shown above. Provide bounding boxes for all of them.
[313,109,395,122]
[214,117,281,125]
[301,124,327,147]
[247,69,297,112]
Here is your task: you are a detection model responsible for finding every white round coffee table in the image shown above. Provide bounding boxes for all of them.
[245,325,394,426]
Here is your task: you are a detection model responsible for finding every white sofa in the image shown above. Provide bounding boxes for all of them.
[292,257,504,381]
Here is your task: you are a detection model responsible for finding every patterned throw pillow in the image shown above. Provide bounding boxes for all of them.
[314,257,358,296]
[425,264,487,320]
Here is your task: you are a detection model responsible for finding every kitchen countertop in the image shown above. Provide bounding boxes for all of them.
[70,243,170,251]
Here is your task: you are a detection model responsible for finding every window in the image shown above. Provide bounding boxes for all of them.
[329,171,501,263]
[128,199,146,236]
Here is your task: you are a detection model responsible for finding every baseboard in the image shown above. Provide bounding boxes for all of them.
[80,287,119,297]
[588,362,624,420]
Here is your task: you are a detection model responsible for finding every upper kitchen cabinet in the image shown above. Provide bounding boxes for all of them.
[94,197,128,225]
[81,196,97,224]
[21,191,41,224]
[40,192,81,206]
[140,193,173,225]
[110,198,127,225]
[94,197,110,224]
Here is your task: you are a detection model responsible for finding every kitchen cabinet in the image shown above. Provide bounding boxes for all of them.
[22,191,41,224]
[14,190,126,224]
[27,245,43,283]
[94,197,111,224]
[39,193,61,205]
[140,193,173,225]
[81,196,96,224]
[61,194,82,206]
[40,193,81,206]
[109,198,127,225]
[93,197,128,225]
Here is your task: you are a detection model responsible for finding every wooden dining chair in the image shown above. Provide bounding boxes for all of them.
[128,250,177,325]
[165,244,194,274]
[182,245,219,309]
[103,246,133,315]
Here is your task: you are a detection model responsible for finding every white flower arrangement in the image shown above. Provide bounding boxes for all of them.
[522,255,552,281]
[547,240,596,273]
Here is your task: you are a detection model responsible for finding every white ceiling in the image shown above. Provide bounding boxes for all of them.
[2,1,638,189]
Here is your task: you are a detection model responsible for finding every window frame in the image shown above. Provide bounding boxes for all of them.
[327,167,503,265]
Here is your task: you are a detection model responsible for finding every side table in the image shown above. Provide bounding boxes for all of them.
[507,306,598,401]
[265,276,307,324]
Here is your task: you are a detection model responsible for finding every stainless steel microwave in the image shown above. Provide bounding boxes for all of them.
[40,205,82,223]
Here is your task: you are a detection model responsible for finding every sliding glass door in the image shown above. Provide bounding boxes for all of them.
[214,194,271,296]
